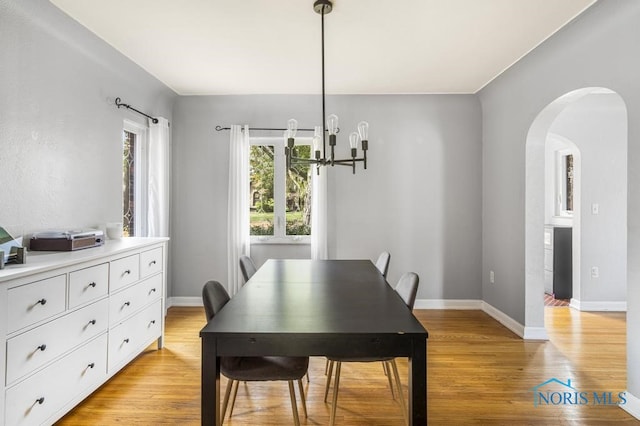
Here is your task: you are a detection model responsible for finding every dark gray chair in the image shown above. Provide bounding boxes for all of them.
[375,251,391,279]
[202,280,308,425]
[324,272,419,426]
[239,255,257,283]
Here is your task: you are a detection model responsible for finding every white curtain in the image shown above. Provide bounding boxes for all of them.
[227,125,251,295]
[148,117,171,237]
[311,126,328,259]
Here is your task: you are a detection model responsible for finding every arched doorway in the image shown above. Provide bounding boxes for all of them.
[524,87,627,339]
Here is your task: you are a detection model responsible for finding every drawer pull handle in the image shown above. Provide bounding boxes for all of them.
[150,320,156,325]
[123,269,131,275]
[88,319,97,325]
[88,282,97,288]
[149,260,157,266]
[88,362,95,369]
[35,397,45,405]
[124,301,131,307]
[36,298,47,306]
[123,338,130,344]
[37,344,47,352]
[149,288,157,294]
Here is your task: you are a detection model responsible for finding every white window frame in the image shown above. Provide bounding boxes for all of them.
[250,136,312,245]
[123,119,149,237]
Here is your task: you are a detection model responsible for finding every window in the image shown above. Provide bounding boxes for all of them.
[249,137,312,241]
[122,120,148,237]
[555,149,574,217]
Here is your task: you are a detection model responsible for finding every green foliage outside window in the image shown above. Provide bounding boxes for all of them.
[249,144,311,236]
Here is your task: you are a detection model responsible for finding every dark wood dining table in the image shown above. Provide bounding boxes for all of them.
[200,259,428,425]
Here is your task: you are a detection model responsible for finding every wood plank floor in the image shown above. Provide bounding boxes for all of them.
[56,306,635,425]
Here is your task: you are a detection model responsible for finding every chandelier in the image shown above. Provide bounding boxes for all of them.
[284,0,369,175]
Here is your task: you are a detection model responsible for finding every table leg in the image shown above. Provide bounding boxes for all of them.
[408,337,427,425]
[202,337,220,426]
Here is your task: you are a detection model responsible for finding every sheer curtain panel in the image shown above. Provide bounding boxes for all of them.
[148,117,170,237]
[227,125,251,295]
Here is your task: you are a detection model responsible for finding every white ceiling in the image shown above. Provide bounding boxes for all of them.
[49,0,596,95]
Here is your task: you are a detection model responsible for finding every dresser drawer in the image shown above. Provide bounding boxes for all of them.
[5,334,108,426]
[69,263,109,308]
[6,298,109,385]
[109,254,140,292]
[7,275,66,334]
[109,274,162,326]
[108,299,162,373]
[140,247,163,278]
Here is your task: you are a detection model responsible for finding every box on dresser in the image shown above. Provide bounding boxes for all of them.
[0,237,168,426]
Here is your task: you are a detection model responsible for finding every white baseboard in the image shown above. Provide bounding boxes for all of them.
[570,298,627,312]
[621,391,640,420]
[414,299,548,340]
[167,297,203,308]
[481,301,525,339]
[414,299,482,310]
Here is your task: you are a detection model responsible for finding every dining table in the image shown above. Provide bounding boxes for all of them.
[200,259,428,425]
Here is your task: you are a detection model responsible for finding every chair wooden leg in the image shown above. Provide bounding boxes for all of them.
[324,360,334,402]
[329,362,342,426]
[221,379,233,422]
[325,358,329,375]
[228,379,240,417]
[383,361,389,376]
[297,378,308,417]
[306,371,310,382]
[288,380,301,426]
[390,359,408,426]
[384,361,396,399]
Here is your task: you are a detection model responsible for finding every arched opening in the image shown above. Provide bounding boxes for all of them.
[524,87,627,339]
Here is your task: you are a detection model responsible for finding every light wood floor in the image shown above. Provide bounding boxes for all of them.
[56,306,635,425]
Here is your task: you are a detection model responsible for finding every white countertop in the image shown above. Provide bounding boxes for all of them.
[0,237,169,283]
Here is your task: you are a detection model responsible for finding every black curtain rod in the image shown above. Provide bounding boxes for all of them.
[215,125,339,133]
[115,97,159,124]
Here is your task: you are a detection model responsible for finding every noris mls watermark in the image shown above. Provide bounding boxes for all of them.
[530,378,626,407]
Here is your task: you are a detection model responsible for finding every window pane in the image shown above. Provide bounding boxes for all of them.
[565,154,574,212]
[286,145,311,235]
[250,145,275,236]
[123,130,135,237]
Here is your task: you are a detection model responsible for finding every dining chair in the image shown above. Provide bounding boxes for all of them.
[239,255,257,283]
[375,251,391,278]
[202,280,309,425]
[324,272,419,426]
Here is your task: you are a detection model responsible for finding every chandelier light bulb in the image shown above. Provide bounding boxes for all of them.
[327,114,339,135]
[287,118,298,138]
[349,132,360,149]
[357,121,369,141]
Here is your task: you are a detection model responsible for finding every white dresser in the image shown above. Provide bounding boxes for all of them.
[0,237,168,426]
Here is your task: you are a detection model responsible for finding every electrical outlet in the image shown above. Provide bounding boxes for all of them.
[591,266,599,278]
[489,270,495,284]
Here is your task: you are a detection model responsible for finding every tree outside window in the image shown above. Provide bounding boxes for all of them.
[249,139,311,238]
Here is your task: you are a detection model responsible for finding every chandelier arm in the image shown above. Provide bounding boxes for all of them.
[332,158,366,164]
[289,157,323,165]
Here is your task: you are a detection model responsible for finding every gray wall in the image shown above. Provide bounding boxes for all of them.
[478,0,640,398]
[0,0,175,234]
[171,94,482,300]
